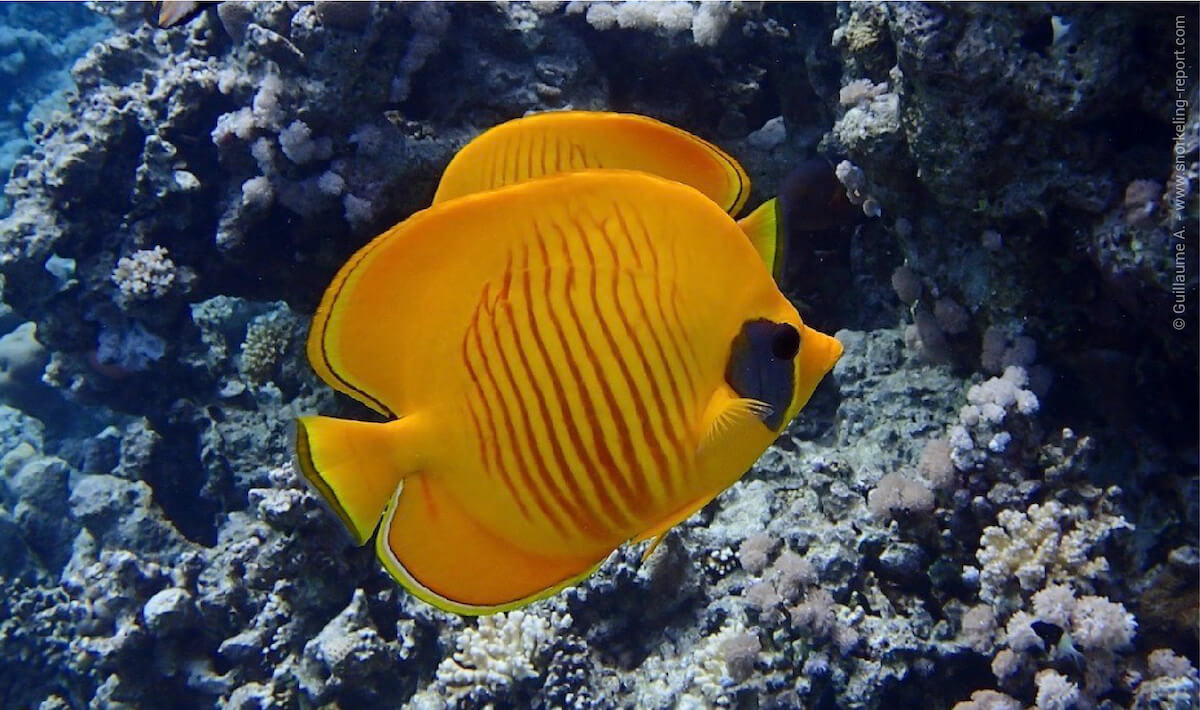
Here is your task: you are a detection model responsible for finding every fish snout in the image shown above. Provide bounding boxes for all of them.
[801,326,843,379]
[789,326,843,413]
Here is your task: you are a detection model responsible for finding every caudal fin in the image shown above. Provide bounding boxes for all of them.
[294,416,416,545]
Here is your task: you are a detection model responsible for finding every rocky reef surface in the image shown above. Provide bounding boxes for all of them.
[0,2,1196,709]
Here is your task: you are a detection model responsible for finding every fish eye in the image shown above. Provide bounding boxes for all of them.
[771,324,801,360]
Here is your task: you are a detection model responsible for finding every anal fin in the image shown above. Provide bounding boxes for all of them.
[376,475,605,615]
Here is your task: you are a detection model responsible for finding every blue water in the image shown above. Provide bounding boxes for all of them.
[0,2,111,211]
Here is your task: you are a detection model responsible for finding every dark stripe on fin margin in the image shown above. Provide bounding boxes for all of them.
[294,418,366,543]
[294,415,413,545]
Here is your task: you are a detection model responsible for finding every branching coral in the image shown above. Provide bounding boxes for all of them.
[569,1,755,47]
[238,312,291,386]
[967,491,1142,706]
[417,610,566,703]
[950,366,1041,471]
[976,499,1130,604]
[111,246,176,302]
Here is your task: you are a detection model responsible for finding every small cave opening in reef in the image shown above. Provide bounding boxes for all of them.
[145,418,221,547]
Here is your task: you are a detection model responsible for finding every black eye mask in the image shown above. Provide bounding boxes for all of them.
[725,319,799,432]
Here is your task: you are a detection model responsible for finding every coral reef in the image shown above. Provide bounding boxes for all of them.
[0,2,1194,709]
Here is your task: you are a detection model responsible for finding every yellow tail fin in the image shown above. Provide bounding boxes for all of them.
[294,416,419,545]
[736,198,784,280]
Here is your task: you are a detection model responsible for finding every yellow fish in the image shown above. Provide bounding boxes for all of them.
[296,170,842,615]
[434,111,786,277]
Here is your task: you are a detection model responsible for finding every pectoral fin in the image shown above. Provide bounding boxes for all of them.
[630,393,774,563]
[698,392,774,455]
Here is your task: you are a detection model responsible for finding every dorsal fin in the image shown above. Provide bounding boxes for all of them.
[434,111,751,215]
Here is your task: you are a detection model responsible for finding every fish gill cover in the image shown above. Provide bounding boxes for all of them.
[0,2,1196,709]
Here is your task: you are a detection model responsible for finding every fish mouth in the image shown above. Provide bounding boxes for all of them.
[787,326,843,416]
